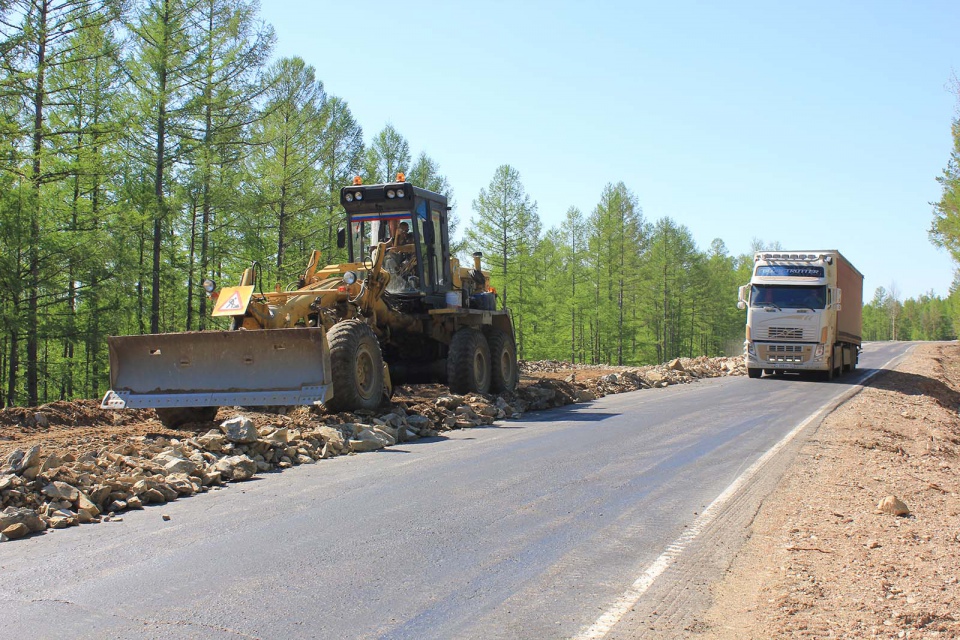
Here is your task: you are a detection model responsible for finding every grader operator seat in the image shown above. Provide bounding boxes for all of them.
[339,178,453,308]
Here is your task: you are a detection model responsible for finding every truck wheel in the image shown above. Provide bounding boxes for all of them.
[155,406,218,429]
[448,328,491,394]
[486,328,518,393]
[325,320,384,412]
[747,367,762,379]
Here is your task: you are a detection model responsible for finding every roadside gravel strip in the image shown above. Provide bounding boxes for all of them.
[698,342,960,639]
[572,347,912,640]
[1,356,745,543]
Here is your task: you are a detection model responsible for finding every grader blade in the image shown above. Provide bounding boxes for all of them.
[101,328,332,409]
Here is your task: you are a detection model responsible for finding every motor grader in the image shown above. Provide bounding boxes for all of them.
[101,178,518,428]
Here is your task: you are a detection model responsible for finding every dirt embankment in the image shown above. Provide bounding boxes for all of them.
[1,356,744,542]
[700,343,960,639]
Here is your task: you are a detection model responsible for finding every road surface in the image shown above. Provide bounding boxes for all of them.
[0,342,913,639]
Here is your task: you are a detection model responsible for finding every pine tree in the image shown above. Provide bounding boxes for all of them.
[126,0,202,335]
[466,165,537,312]
[363,123,409,183]
[184,0,274,328]
[317,95,363,262]
[245,56,325,282]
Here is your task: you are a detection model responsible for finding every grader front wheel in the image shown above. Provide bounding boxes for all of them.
[448,328,491,394]
[325,320,385,412]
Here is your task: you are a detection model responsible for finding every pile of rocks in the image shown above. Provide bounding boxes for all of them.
[522,356,746,399]
[1,355,745,542]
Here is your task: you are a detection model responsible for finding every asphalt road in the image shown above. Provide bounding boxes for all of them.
[0,341,913,639]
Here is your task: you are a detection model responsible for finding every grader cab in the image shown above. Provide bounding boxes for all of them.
[102,178,519,428]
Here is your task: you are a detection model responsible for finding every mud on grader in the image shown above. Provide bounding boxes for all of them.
[101,178,518,428]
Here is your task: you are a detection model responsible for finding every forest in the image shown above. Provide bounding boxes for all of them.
[0,0,957,408]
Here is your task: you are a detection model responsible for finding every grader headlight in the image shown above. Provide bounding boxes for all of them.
[202,279,216,293]
[342,271,358,285]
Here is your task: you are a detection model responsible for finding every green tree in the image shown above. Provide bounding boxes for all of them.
[316,95,363,262]
[126,0,201,335]
[245,56,325,282]
[363,123,409,184]
[931,119,960,264]
[0,0,123,404]
[184,0,274,328]
[466,164,538,312]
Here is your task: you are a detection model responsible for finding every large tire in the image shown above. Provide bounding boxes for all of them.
[747,367,762,379]
[485,328,518,393]
[155,406,218,429]
[325,320,385,412]
[447,328,491,394]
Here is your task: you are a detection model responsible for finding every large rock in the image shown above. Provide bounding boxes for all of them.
[0,506,47,533]
[3,449,24,472]
[405,415,432,431]
[13,446,41,474]
[76,492,101,517]
[315,426,345,449]
[214,455,257,481]
[2,522,30,540]
[876,495,910,516]
[261,427,289,446]
[197,431,227,452]
[220,416,258,444]
[349,428,390,452]
[0,474,15,491]
[436,395,465,410]
[163,458,200,476]
[39,453,63,474]
[667,358,685,371]
[645,371,666,384]
[42,481,80,502]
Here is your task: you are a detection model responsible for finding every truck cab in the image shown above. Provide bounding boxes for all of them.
[738,251,862,380]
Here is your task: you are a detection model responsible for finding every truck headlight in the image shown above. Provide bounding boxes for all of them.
[814,344,824,357]
[386,189,396,199]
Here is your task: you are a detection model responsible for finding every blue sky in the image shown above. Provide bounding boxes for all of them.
[259,0,959,300]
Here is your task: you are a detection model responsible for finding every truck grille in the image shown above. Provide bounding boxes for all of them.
[768,345,803,353]
[763,326,812,340]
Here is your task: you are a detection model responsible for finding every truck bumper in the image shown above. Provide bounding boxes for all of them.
[744,342,829,371]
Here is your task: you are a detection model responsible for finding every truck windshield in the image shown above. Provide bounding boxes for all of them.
[751,285,826,309]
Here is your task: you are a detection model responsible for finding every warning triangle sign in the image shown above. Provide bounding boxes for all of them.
[212,285,254,317]
[220,292,242,311]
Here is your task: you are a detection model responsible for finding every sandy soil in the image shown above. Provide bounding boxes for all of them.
[700,343,960,639]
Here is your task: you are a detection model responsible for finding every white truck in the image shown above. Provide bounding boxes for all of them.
[738,250,863,380]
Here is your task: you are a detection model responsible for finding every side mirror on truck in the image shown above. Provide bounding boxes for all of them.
[737,285,748,310]
[336,227,346,249]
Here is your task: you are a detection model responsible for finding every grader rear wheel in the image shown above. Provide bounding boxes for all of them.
[155,406,218,429]
[485,328,518,393]
[448,328,491,394]
[325,320,385,412]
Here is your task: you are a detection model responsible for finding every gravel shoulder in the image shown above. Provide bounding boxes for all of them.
[699,342,960,638]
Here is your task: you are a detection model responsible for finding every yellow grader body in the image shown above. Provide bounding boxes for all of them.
[102,179,518,428]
